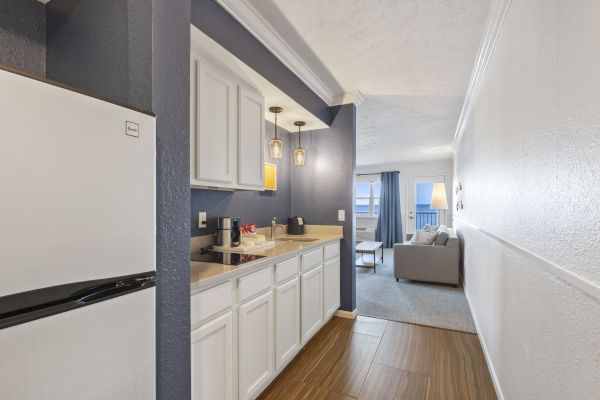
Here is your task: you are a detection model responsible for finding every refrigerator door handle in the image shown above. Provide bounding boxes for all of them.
[76,277,150,304]
[0,272,155,330]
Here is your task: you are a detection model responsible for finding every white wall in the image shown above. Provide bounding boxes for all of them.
[356,159,453,237]
[453,1,600,399]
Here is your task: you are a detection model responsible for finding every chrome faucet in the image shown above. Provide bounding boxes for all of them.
[271,217,286,240]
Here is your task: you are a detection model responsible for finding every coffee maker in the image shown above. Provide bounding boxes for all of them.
[216,217,241,247]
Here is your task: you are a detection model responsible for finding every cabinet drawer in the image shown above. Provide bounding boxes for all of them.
[191,282,232,326]
[239,266,273,303]
[301,248,323,272]
[275,256,299,283]
[324,242,340,261]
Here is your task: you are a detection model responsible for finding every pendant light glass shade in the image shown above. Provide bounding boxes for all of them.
[268,106,283,159]
[294,148,306,166]
[269,138,283,159]
[294,121,306,166]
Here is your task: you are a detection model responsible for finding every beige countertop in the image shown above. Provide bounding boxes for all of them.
[190,233,343,292]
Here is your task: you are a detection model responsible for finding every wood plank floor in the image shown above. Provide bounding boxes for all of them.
[258,316,497,400]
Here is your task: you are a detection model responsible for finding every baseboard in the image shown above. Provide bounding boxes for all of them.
[464,290,505,400]
[334,308,358,319]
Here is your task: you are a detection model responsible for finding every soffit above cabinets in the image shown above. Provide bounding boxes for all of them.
[191,26,328,133]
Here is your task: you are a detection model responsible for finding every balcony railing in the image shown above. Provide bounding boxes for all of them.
[416,212,437,230]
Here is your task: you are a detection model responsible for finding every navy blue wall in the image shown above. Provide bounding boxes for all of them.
[190,0,331,126]
[46,0,153,112]
[0,0,46,76]
[151,1,191,399]
[191,122,292,236]
[291,104,357,311]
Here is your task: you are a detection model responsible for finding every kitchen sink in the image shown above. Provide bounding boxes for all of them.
[277,236,319,242]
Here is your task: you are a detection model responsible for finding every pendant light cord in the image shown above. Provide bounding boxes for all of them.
[298,125,302,148]
[274,112,278,140]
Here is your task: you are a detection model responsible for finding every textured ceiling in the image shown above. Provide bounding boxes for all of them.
[252,0,491,165]
[358,95,464,162]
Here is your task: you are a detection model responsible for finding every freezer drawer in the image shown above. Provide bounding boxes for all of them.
[0,287,155,400]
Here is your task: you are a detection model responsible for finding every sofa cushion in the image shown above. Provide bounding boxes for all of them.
[410,229,438,245]
[434,226,450,246]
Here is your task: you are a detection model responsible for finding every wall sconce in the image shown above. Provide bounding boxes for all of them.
[455,182,463,195]
[268,106,283,159]
[456,200,464,211]
[293,121,306,166]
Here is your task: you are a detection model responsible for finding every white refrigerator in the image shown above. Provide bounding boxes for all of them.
[0,67,156,399]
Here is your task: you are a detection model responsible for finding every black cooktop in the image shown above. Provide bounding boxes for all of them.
[190,249,265,266]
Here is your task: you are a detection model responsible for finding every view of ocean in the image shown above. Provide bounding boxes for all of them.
[355,203,435,215]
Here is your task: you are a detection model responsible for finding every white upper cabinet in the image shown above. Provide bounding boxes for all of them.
[190,53,265,191]
[193,60,235,184]
[238,87,265,187]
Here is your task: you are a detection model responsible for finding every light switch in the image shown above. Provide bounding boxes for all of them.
[338,209,345,222]
[198,212,207,228]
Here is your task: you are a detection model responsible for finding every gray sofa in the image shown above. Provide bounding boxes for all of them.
[393,228,460,285]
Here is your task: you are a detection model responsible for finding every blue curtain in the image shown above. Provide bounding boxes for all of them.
[376,171,403,247]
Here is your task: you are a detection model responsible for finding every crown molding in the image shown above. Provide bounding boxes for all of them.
[452,0,513,153]
[215,0,338,106]
[332,90,365,107]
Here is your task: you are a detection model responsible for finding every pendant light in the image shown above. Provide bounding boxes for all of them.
[268,106,283,159]
[294,121,306,166]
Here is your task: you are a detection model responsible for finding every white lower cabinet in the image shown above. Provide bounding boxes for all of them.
[323,256,341,319]
[238,291,274,400]
[301,264,324,343]
[274,277,300,370]
[192,240,341,400]
[191,312,233,400]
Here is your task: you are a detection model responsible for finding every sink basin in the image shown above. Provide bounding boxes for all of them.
[277,236,319,242]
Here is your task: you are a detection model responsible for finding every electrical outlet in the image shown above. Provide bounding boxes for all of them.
[198,212,207,228]
[338,209,345,222]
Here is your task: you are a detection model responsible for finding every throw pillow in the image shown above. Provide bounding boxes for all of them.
[410,230,438,245]
[434,226,449,246]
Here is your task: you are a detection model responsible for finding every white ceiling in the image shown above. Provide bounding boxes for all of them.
[245,0,492,165]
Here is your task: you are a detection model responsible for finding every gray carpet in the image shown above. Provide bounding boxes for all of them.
[356,248,476,333]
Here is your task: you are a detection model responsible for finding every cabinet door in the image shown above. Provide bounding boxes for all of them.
[195,60,235,183]
[238,87,265,188]
[191,312,233,400]
[238,291,274,400]
[275,277,300,370]
[323,256,341,319]
[301,265,324,343]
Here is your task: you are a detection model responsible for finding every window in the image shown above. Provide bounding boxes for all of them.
[355,181,380,216]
